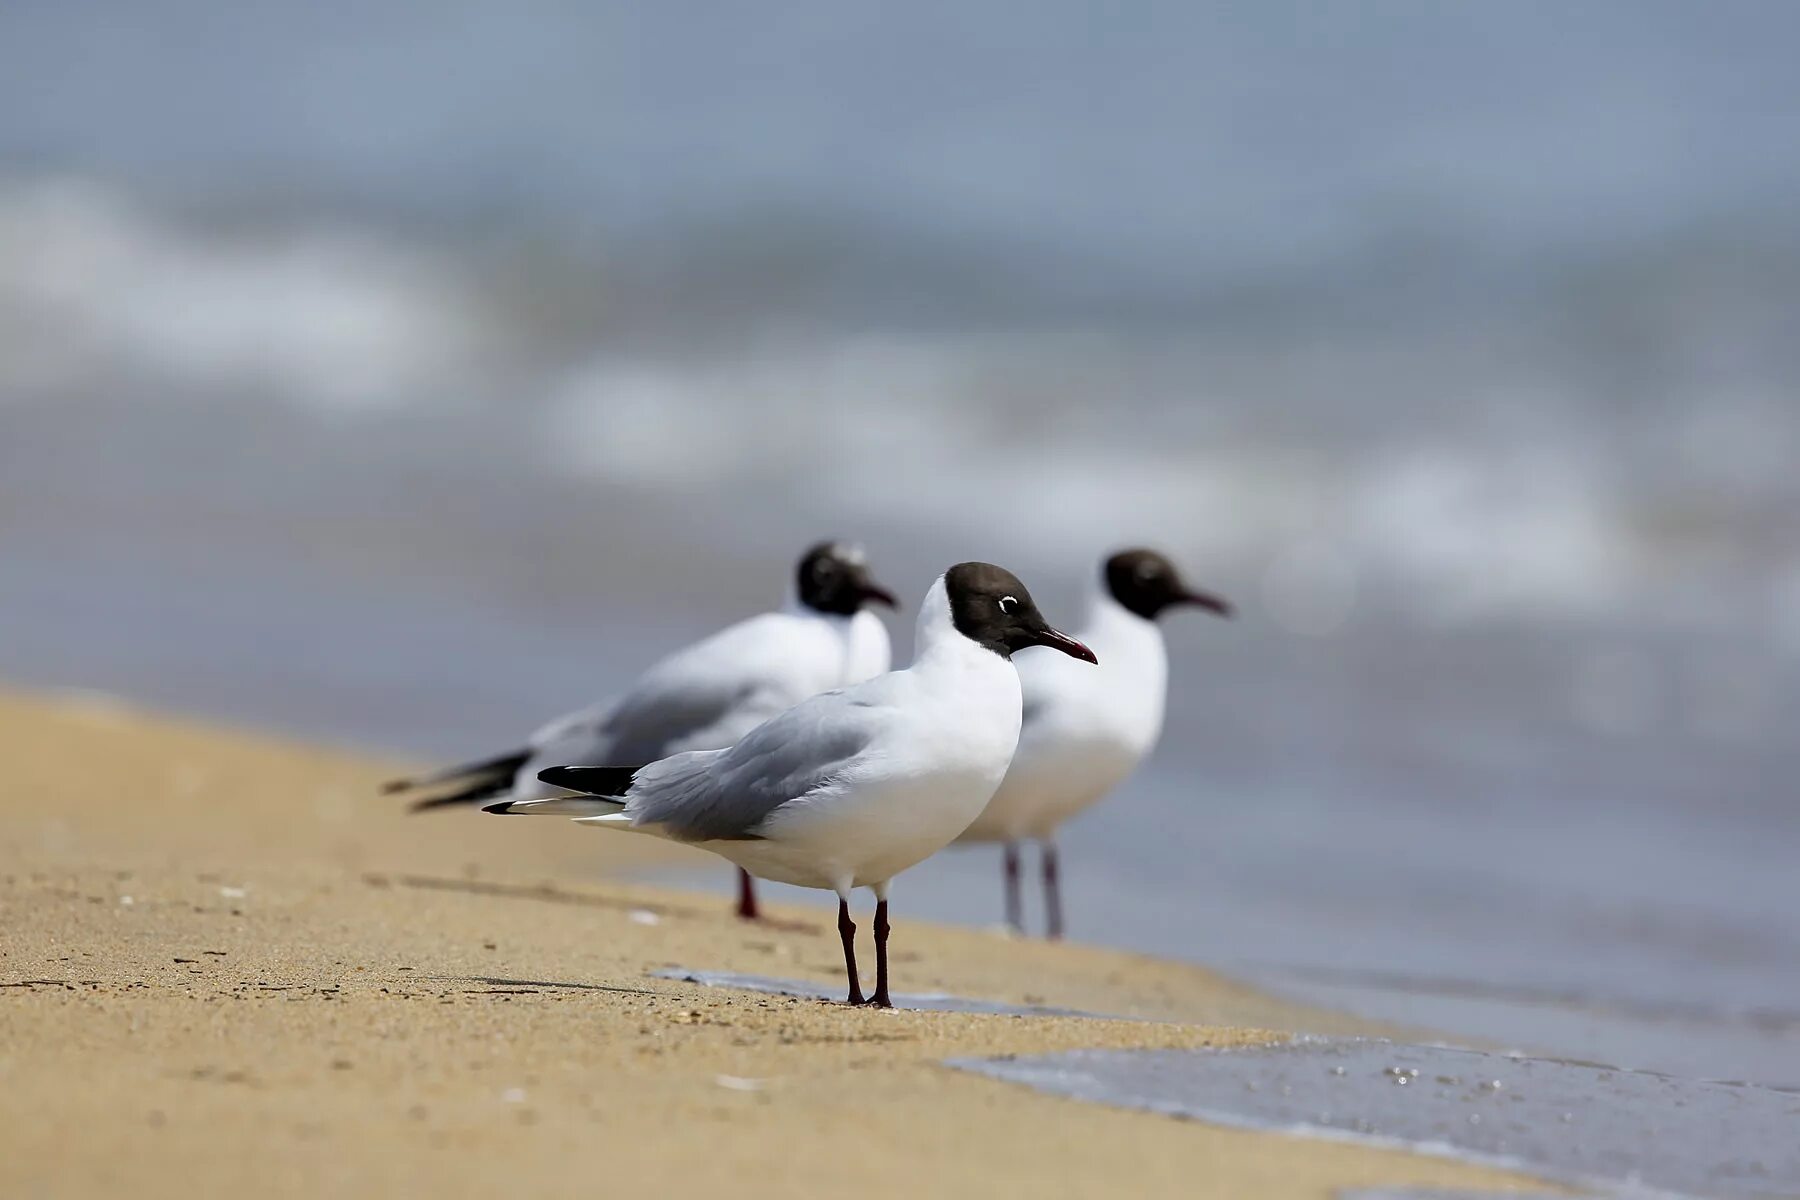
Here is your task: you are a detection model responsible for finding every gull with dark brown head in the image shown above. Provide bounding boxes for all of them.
[488,562,1095,1007]
[383,541,896,920]
[956,549,1231,938]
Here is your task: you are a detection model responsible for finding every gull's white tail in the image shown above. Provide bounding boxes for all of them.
[572,811,640,832]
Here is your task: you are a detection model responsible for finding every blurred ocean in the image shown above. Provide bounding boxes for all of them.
[2,1,1797,1086]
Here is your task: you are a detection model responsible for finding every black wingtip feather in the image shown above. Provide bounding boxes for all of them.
[384,747,532,804]
[481,800,519,815]
[394,748,534,813]
[402,775,515,814]
[537,764,644,796]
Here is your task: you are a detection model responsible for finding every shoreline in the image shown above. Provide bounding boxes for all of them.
[1,686,1556,1197]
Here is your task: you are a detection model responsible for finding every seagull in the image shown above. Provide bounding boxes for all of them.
[486,562,1096,1007]
[382,541,896,920]
[955,549,1231,938]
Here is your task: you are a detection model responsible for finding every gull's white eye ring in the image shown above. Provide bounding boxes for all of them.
[998,595,1018,615]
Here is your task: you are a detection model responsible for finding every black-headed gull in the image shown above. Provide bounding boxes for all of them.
[383,541,896,920]
[487,562,1096,1007]
[956,549,1230,938]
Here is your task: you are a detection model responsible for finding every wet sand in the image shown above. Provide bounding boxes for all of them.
[0,687,1557,1198]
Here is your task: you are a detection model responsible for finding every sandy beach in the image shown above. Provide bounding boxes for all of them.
[0,686,1557,1198]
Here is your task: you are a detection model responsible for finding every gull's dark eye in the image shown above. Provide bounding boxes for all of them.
[1136,562,1157,581]
[998,595,1018,615]
[813,560,837,580]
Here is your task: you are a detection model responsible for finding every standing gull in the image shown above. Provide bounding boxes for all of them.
[382,541,895,920]
[488,563,1095,1007]
[956,549,1231,938]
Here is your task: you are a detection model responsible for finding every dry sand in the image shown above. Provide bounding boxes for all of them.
[0,687,1559,1198]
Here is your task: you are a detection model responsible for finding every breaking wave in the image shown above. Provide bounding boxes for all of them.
[3,175,1796,639]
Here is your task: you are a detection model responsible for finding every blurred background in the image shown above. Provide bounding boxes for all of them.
[2,1,1796,1084]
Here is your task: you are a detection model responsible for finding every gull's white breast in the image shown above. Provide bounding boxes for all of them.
[959,594,1167,843]
[715,640,1021,890]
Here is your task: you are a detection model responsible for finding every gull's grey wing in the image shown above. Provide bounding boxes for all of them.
[403,614,804,809]
[527,677,765,778]
[542,612,822,767]
[590,678,764,763]
[620,691,881,842]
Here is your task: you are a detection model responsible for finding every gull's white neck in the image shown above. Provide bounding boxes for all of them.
[781,585,892,687]
[1083,585,1159,645]
[908,574,1003,672]
[911,575,961,658]
[1078,584,1169,704]
[782,593,851,624]
[908,574,1024,756]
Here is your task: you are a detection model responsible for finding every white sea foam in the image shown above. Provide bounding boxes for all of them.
[3,175,1793,637]
[0,178,482,413]
[535,344,1661,626]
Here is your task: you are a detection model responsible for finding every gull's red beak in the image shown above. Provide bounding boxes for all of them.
[1179,588,1234,618]
[1031,625,1098,664]
[858,579,899,608]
